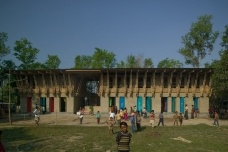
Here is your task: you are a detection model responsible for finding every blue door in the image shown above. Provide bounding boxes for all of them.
[40,97,46,112]
[145,97,152,112]
[119,97,125,110]
[180,97,185,113]
[137,96,142,112]
[172,97,176,112]
[193,97,198,110]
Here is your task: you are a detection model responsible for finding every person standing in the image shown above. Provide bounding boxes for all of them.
[150,110,155,128]
[157,111,164,126]
[130,113,136,133]
[96,111,101,124]
[116,122,132,152]
[213,111,219,126]
[179,113,184,126]
[107,117,115,134]
[116,110,122,125]
[136,112,141,131]
[184,104,188,120]
[0,130,6,152]
[173,111,179,126]
[191,105,195,119]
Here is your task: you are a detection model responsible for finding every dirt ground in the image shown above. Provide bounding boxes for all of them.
[2,112,228,127]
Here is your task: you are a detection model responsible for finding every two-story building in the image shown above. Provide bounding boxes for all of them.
[10,68,213,117]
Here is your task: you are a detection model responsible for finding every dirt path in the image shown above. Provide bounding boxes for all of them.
[4,113,228,127]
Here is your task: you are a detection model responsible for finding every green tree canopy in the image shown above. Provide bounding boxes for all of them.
[45,55,61,69]
[178,15,219,68]
[157,58,183,68]
[14,38,39,70]
[91,48,116,68]
[0,32,10,60]
[143,58,154,68]
[74,55,92,69]
[212,25,228,99]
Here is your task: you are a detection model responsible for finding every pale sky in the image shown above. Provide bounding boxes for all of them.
[0,0,228,68]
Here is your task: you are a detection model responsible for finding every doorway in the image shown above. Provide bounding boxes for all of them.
[137,96,143,112]
[145,97,152,112]
[60,97,67,112]
[180,97,185,113]
[119,97,125,110]
[49,97,54,112]
[161,97,167,112]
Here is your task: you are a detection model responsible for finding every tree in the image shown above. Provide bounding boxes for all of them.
[91,48,116,68]
[0,32,10,61]
[178,15,219,68]
[143,58,154,68]
[74,55,92,69]
[116,61,125,68]
[125,55,136,68]
[157,58,183,68]
[212,25,228,99]
[45,55,61,69]
[14,38,39,70]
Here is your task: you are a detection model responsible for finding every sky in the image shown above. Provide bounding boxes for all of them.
[0,0,228,69]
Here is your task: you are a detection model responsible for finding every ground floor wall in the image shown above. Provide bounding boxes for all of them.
[19,92,209,118]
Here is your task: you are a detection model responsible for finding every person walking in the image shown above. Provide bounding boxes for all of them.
[79,113,83,124]
[157,111,164,126]
[33,107,40,126]
[96,111,101,124]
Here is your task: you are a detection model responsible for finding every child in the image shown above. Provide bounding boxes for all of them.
[213,111,219,126]
[130,113,136,133]
[150,110,155,128]
[116,122,132,152]
[116,110,122,125]
[136,112,141,131]
[96,111,101,124]
[79,113,83,124]
[173,111,179,126]
[33,107,40,125]
[179,113,184,126]
[157,111,164,126]
[107,117,115,134]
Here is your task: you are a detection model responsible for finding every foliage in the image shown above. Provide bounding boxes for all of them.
[1,124,228,152]
[143,58,154,68]
[0,32,10,60]
[14,38,40,70]
[91,48,116,68]
[45,55,61,69]
[74,55,92,69]
[157,58,183,68]
[178,15,219,68]
[212,25,228,99]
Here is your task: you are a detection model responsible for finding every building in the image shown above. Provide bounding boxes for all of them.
[10,68,213,117]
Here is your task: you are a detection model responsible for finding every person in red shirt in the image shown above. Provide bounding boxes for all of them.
[0,130,6,152]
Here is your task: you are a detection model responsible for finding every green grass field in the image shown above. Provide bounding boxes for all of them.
[1,124,228,152]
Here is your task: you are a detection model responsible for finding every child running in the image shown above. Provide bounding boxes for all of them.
[116,121,132,152]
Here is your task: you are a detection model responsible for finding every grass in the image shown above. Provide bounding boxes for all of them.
[1,124,228,152]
